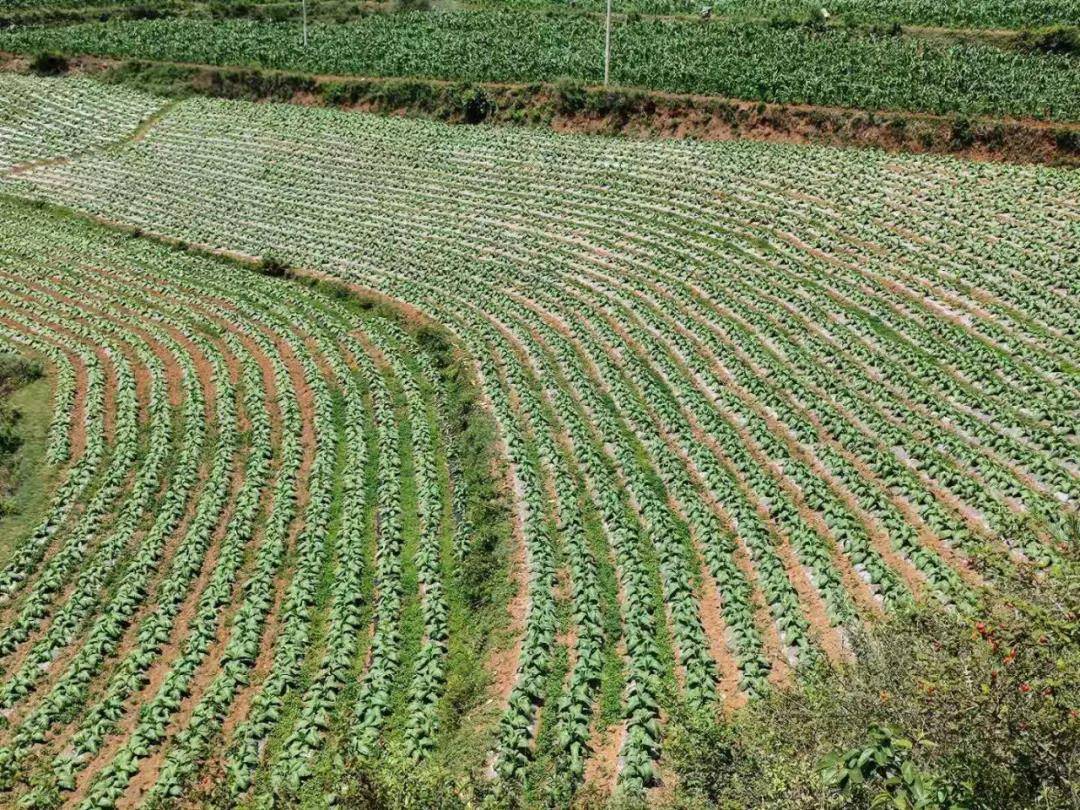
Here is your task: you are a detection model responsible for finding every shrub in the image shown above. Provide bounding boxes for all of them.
[321,80,359,106]
[950,117,974,149]
[0,406,20,457]
[395,0,432,12]
[1014,25,1080,56]
[461,87,493,124]
[0,353,41,479]
[331,753,486,809]
[554,79,587,115]
[257,253,290,278]
[666,529,1080,809]
[28,52,68,77]
[1054,129,1080,154]
[0,354,43,394]
[123,4,164,21]
[821,724,973,809]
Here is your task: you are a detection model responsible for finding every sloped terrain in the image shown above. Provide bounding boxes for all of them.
[0,75,1075,808]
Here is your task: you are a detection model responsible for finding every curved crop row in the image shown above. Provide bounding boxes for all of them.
[0,81,1075,804]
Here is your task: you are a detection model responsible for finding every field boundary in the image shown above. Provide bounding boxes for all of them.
[4,54,1078,166]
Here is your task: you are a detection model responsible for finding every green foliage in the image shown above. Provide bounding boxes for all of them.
[666,538,1080,809]
[493,0,1080,29]
[0,403,24,458]
[28,52,68,76]
[100,60,201,97]
[0,353,42,470]
[4,14,1079,119]
[257,252,291,277]
[0,353,43,397]
[1054,127,1080,153]
[447,365,507,611]
[820,724,972,809]
[554,79,588,115]
[330,753,481,808]
[0,73,1077,809]
[7,0,1080,29]
[461,86,493,124]
[950,118,975,150]
[663,709,741,804]
[1013,25,1080,55]
[0,74,165,170]
[0,408,23,494]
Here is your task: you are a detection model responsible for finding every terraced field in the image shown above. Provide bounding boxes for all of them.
[0,195,487,809]
[0,75,163,172]
[0,74,1076,807]
[494,0,1080,27]
[7,0,1077,27]
[4,14,1079,121]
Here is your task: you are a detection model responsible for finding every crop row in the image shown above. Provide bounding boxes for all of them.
[0,74,164,172]
[0,81,1076,802]
[492,0,1080,29]
[6,0,1080,29]
[2,16,1079,119]
[0,195,484,806]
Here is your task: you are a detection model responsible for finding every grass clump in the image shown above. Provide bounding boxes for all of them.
[0,353,44,520]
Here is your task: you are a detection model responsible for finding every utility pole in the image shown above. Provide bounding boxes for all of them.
[603,0,612,86]
[302,0,308,48]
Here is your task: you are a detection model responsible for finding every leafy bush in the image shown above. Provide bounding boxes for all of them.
[257,252,290,277]
[555,79,588,115]
[0,353,42,395]
[123,4,164,21]
[821,724,973,809]
[666,530,1080,809]
[1014,25,1080,55]
[461,87,493,124]
[0,408,21,458]
[28,51,67,76]
[331,754,478,809]
[0,353,41,504]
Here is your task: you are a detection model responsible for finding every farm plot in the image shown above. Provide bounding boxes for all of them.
[490,0,1080,29]
[0,74,165,173]
[4,0,1079,28]
[0,79,1076,805]
[3,15,1080,120]
[0,194,491,808]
